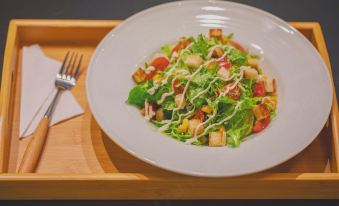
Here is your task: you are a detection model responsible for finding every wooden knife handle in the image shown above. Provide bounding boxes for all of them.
[18,116,49,173]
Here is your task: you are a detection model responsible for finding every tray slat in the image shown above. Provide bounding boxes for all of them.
[0,20,338,199]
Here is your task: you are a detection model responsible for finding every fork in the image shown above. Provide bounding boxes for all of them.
[18,51,83,173]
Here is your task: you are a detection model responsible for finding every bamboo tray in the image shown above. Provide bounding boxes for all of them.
[0,20,338,199]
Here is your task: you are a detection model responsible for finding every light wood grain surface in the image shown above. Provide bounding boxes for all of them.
[0,20,338,199]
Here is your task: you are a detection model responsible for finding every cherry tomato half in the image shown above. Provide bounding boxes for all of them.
[252,117,270,133]
[149,102,158,111]
[220,83,240,100]
[218,56,232,69]
[230,40,245,52]
[172,79,184,94]
[146,71,156,80]
[253,82,266,97]
[193,110,205,122]
[150,57,170,71]
[172,38,191,54]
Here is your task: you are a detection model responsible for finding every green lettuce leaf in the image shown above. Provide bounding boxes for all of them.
[127,85,153,108]
[240,79,255,98]
[239,97,258,111]
[217,96,236,112]
[226,110,254,147]
[154,84,171,101]
[190,34,209,59]
[162,97,176,110]
[227,32,234,39]
[229,65,240,76]
[161,44,174,57]
[191,70,213,86]
[228,49,248,66]
[168,130,192,142]
[187,85,207,108]
[270,110,277,119]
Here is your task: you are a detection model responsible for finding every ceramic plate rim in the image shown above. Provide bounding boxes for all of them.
[86,0,333,177]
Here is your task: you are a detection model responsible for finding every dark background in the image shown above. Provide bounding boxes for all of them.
[1,0,339,205]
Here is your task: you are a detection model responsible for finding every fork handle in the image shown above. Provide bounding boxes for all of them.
[18,90,61,173]
[18,116,50,173]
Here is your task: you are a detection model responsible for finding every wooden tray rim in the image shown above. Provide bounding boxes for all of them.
[0,19,338,182]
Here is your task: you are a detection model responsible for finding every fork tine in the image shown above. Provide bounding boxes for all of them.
[59,50,70,74]
[64,52,74,76]
[73,54,83,79]
[69,53,78,76]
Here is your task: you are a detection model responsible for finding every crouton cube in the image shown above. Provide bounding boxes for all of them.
[212,47,224,58]
[209,128,226,146]
[264,78,276,93]
[155,108,164,121]
[185,54,204,69]
[179,37,191,45]
[252,104,270,120]
[243,67,258,80]
[248,57,259,69]
[209,28,223,40]
[132,68,147,83]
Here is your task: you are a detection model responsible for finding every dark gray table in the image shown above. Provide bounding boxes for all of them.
[1,0,338,205]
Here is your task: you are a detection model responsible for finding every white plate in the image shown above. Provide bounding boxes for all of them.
[86,1,332,177]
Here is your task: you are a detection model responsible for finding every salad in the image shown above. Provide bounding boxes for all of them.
[127,29,277,147]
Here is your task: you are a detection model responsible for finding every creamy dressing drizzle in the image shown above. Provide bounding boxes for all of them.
[141,66,156,74]
[170,51,178,62]
[207,45,222,59]
[207,44,234,59]
[157,91,174,104]
[157,78,177,104]
[147,43,194,95]
[153,43,237,134]
[148,87,157,95]
[158,106,195,132]
[218,70,244,97]
[190,73,236,103]
[175,69,190,75]
[175,108,195,124]
[192,108,218,138]
[158,59,215,132]
[177,59,215,106]
[147,44,232,95]
[190,77,220,103]
[144,99,156,120]
[185,101,243,144]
